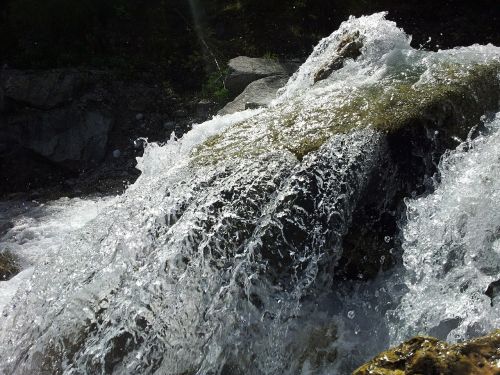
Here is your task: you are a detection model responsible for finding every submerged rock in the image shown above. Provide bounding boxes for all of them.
[195,61,500,279]
[0,251,20,281]
[353,330,500,375]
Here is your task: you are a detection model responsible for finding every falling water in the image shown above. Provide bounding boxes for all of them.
[0,13,499,375]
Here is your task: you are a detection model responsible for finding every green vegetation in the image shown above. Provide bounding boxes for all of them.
[354,330,500,375]
[201,68,230,104]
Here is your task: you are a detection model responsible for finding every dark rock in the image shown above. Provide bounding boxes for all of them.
[0,251,20,281]
[224,56,288,97]
[314,31,364,83]
[163,121,175,130]
[245,102,264,110]
[1,104,113,167]
[1,69,82,110]
[281,58,305,76]
[485,279,500,305]
[0,86,5,112]
[173,109,188,118]
[196,99,215,119]
[0,68,194,198]
[219,75,289,115]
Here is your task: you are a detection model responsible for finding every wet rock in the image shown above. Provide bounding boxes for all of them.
[245,102,264,110]
[0,251,20,281]
[224,56,288,97]
[196,99,215,119]
[353,330,500,375]
[194,62,500,279]
[281,58,305,76]
[314,31,364,83]
[219,75,288,115]
[485,279,500,305]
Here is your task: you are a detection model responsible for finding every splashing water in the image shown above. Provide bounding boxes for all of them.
[388,112,500,344]
[0,13,499,375]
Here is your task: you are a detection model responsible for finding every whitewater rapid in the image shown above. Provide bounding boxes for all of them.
[1,12,499,375]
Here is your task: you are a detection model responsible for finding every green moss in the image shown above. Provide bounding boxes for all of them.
[191,62,500,165]
[353,330,500,375]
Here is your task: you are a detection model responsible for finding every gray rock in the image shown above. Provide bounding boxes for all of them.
[196,99,214,119]
[1,69,81,109]
[219,75,289,115]
[163,121,175,130]
[225,56,288,97]
[281,58,305,76]
[245,102,264,110]
[1,105,113,166]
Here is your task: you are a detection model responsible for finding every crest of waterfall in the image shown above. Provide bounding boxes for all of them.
[0,12,499,375]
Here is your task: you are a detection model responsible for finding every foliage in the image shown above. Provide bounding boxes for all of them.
[201,68,230,104]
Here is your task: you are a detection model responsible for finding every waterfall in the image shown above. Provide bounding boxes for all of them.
[0,13,499,375]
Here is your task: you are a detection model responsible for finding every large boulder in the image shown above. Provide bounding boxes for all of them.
[224,56,288,97]
[353,330,500,375]
[218,75,289,115]
[194,62,500,280]
[2,105,113,167]
[1,69,82,110]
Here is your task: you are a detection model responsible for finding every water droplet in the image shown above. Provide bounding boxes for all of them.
[384,236,391,243]
[347,310,355,319]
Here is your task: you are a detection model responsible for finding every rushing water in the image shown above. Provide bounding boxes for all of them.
[0,13,499,375]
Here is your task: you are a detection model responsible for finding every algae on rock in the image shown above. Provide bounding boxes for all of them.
[192,62,500,165]
[0,251,20,281]
[353,330,500,375]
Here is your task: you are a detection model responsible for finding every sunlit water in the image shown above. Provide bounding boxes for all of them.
[0,13,499,375]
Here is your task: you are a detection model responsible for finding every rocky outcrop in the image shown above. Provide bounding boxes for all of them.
[218,75,289,115]
[353,330,500,375]
[194,62,500,280]
[0,68,196,197]
[224,56,288,97]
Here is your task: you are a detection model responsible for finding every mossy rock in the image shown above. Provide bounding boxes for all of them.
[192,62,500,165]
[0,250,20,281]
[353,330,500,375]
